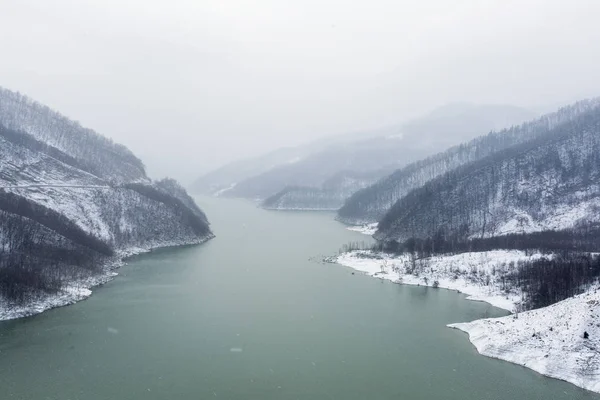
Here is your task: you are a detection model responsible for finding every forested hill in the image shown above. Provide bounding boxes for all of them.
[337,98,600,225]
[0,88,212,307]
[375,104,600,243]
[0,88,146,183]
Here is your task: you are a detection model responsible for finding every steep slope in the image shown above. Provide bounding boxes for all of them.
[0,88,146,183]
[375,104,600,243]
[0,88,212,316]
[338,99,600,225]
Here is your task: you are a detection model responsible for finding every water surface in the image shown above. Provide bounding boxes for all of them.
[1,197,598,399]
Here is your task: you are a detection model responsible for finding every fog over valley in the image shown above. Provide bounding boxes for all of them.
[2,0,600,181]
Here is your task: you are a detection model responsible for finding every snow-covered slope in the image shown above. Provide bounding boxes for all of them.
[0,88,213,318]
[450,289,600,393]
[0,88,146,183]
[376,103,600,242]
[0,125,211,249]
[338,98,600,225]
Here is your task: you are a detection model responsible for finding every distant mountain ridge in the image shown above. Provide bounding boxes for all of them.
[194,103,536,208]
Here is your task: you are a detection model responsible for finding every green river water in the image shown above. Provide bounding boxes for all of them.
[0,197,597,400]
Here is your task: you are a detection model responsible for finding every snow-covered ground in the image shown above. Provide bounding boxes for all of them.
[336,249,600,393]
[346,223,378,236]
[494,198,600,237]
[337,250,545,311]
[450,289,600,393]
[0,235,214,321]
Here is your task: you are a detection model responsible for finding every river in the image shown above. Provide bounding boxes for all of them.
[0,197,598,399]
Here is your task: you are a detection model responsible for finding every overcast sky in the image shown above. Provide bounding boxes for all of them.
[2,0,600,182]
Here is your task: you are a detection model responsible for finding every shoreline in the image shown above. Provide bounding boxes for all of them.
[336,250,536,311]
[336,249,600,394]
[448,289,600,394]
[262,206,340,212]
[345,223,378,236]
[0,234,214,322]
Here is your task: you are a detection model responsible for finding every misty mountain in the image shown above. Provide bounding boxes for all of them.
[338,99,600,225]
[262,169,388,211]
[200,103,535,204]
[0,87,213,304]
[224,135,415,200]
[374,102,600,244]
[190,123,413,195]
[400,103,535,150]
[191,146,307,195]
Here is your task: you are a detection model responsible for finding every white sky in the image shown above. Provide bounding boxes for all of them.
[1,0,600,182]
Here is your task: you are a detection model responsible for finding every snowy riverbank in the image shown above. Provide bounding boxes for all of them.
[263,206,339,211]
[345,223,378,236]
[336,250,545,311]
[0,235,214,321]
[336,249,600,393]
[450,290,600,393]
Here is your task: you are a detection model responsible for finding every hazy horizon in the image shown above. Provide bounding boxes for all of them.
[2,0,600,182]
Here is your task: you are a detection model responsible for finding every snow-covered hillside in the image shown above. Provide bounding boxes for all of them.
[0,87,213,318]
[0,88,146,182]
[338,98,600,225]
[376,104,600,242]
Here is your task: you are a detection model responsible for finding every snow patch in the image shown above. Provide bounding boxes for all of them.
[494,199,600,237]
